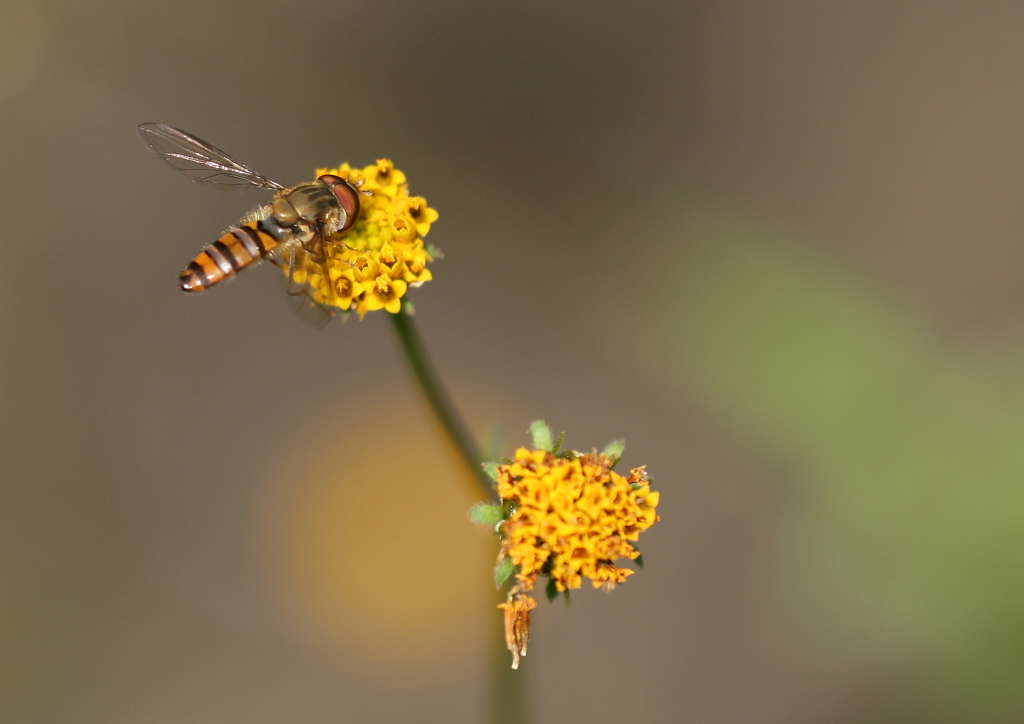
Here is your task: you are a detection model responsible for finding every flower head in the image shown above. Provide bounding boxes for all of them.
[293,160,438,318]
[473,422,661,668]
[498,449,659,593]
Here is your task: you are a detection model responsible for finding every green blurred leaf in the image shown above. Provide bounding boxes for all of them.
[602,439,625,462]
[545,577,559,603]
[494,558,516,588]
[482,461,500,482]
[529,420,553,451]
[469,503,504,526]
[614,199,1024,717]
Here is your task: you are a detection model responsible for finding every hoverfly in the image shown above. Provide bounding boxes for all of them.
[138,122,367,325]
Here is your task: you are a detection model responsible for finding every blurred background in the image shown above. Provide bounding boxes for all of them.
[4,1,1024,722]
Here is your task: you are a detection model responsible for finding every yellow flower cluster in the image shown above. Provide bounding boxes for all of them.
[288,159,438,317]
[490,445,660,668]
[497,448,661,595]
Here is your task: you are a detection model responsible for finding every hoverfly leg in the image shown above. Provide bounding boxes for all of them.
[329,242,360,269]
[285,251,301,296]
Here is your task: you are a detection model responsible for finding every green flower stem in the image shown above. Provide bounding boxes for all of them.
[389,301,496,502]
[389,300,527,724]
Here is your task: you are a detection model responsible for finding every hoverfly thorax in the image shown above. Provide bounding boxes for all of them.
[278,182,343,229]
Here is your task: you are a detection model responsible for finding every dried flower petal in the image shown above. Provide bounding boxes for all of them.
[498,594,536,670]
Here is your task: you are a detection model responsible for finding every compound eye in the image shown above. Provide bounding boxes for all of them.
[272,196,300,225]
[317,174,361,231]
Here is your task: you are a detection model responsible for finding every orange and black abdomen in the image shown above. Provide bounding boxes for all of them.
[179,221,282,292]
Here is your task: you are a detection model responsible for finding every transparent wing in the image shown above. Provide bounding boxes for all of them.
[138,122,284,191]
[269,237,336,329]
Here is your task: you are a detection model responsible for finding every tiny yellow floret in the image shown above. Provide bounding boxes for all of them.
[292,160,437,317]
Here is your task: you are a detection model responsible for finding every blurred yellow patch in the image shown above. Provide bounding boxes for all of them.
[256,394,490,677]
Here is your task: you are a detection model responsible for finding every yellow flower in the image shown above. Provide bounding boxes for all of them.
[348,253,379,285]
[487,428,660,668]
[497,448,660,593]
[325,263,363,311]
[362,158,407,197]
[361,275,408,315]
[376,243,406,280]
[403,244,433,286]
[405,196,439,236]
[287,160,439,317]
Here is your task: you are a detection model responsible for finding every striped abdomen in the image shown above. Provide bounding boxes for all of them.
[180,219,288,292]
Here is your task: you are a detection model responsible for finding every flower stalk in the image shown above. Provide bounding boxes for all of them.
[388,301,526,723]
[388,301,496,502]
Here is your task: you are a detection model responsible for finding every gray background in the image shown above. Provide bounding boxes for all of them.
[4,2,1024,722]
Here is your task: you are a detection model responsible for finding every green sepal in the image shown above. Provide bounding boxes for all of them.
[482,461,501,482]
[469,503,505,526]
[627,541,644,568]
[551,430,566,455]
[563,589,572,608]
[529,420,554,451]
[602,439,626,463]
[545,577,559,603]
[495,558,516,588]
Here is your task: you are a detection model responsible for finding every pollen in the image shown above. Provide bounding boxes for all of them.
[297,161,438,318]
